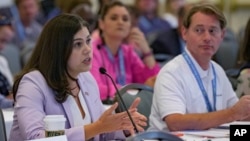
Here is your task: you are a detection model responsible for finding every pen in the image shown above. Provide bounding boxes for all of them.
[172,132,184,137]
[201,135,215,138]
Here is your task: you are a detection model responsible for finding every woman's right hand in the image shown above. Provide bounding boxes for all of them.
[96,102,137,133]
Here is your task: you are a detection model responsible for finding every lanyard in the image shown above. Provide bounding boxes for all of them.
[104,46,126,86]
[179,37,185,53]
[182,51,217,112]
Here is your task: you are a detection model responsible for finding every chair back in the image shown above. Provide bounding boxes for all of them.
[0,108,7,141]
[214,28,239,70]
[115,83,154,130]
[126,131,184,141]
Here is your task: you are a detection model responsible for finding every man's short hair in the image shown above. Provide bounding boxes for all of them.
[183,3,226,29]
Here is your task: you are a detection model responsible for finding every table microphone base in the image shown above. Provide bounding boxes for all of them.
[126,131,184,141]
[102,98,114,105]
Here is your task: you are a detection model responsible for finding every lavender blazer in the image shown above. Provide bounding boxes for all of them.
[9,70,125,141]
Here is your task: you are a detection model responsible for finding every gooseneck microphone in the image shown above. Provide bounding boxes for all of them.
[99,67,139,133]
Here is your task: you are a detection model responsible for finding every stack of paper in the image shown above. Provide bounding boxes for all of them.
[25,135,67,141]
[180,128,229,138]
[218,121,250,129]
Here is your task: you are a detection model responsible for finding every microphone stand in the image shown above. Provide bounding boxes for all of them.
[99,67,139,133]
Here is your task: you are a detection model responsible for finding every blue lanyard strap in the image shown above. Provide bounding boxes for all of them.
[104,46,126,86]
[182,51,217,112]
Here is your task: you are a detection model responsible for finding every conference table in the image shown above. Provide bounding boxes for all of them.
[3,108,230,141]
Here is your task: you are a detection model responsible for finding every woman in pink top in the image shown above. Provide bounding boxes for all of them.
[90,1,160,102]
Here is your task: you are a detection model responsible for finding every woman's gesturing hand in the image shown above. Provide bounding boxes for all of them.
[128,97,147,135]
[96,97,147,135]
[96,102,138,133]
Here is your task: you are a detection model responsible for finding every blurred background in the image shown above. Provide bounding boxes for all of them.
[0,0,249,89]
[1,0,249,34]
[94,0,249,34]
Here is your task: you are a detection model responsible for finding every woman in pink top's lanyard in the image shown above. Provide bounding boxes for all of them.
[90,1,160,103]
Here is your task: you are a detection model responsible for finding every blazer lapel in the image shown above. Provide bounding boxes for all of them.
[61,73,98,128]
[77,78,96,123]
[62,99,74,127]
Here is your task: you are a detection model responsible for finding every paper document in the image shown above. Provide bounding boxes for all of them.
[218,121,250,129]
[25,135,67,141]
[181,128,229,138]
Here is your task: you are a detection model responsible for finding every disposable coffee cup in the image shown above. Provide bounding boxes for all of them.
[43,115,66,137]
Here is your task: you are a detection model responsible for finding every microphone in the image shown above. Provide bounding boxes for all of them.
[97,44,101,50]
[99,67,139,133]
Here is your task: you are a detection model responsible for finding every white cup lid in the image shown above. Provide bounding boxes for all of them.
[43,115,66,122]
